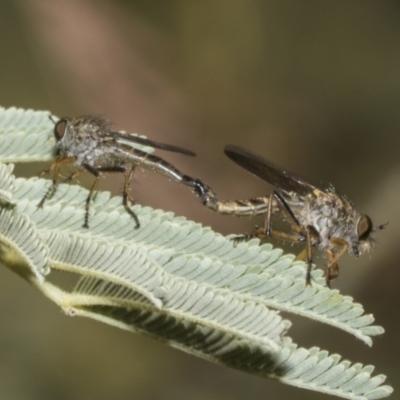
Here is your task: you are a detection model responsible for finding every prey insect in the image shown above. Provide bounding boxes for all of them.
[38,115,207,228]
[200,145,386,287]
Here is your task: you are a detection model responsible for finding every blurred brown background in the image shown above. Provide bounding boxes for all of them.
[0,1,399,399]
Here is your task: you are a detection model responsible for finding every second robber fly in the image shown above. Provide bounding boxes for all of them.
[38,115,207,228]
[200,145,385,287]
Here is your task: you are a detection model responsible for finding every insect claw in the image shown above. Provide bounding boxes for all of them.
[305,270,316,287]
[326,279,331,289]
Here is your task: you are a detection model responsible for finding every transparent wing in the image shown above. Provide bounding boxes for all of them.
[224,145,317,195]
[110,131,195,157]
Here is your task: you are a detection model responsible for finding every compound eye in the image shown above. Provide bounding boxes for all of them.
[54,118,68,141]
[357,215,373,241]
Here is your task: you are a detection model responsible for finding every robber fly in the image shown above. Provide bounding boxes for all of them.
[199,145,386,287]
[38,115,207,228]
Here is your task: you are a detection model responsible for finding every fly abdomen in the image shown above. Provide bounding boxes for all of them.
[204,196,269,216]
[141,153,184,182]
[177,176,269,216]
[120,147,186,183]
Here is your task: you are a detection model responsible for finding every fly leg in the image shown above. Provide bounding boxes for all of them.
[64,169,83,184]
[325,249,340,288]
[266,191,302,235]
[250,224,321,287]
[294,226,321,286]
[264,224,315,285]
[234,190,303,243]
[122,166,140,229]
[231,224,303,246]
[324,237,349,287]
[263,191,318,285]
[38,156,76,208]
[82,164,126,229]
[226,191,319,286]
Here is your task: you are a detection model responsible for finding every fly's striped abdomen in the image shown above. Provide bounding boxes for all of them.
[204,196,270,216]
[116,147,187,183]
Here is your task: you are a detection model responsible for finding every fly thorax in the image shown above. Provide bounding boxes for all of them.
[326,210,360,251]
[59,131,102,165]
[303,197,333,225]
[304,195,348,249]
[312,216,332,248]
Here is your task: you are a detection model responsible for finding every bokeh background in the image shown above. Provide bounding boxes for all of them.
[0,1,399,399]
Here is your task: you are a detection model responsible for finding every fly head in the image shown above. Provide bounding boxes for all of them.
[354,214,375,255]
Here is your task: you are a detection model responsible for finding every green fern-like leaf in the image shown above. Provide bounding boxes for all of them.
[12,175,383,346]
[0,106,392,399]
[34,276,393,400]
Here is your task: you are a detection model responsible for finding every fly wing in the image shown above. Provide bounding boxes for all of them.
[110,131,195,157]
[224,145,317,195]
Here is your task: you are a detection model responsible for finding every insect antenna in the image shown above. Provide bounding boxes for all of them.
[374,222,388,232]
